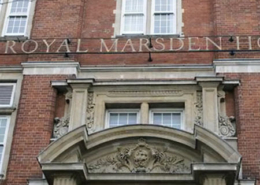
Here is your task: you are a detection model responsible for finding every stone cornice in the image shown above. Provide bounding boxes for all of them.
[81,64,214,72]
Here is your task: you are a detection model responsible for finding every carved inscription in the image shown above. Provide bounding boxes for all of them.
[87,139,190,173]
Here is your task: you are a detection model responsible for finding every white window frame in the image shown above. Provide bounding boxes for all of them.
[149,108,184,129]
[0,0,3,13]
[105,109,140,128]
[0,83,16,108]
[3,0,31,36]
[120,0,147,35]
[0,116,10,173]
[151,0,177,35]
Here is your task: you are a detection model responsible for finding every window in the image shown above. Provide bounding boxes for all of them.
[151,0,176,34]
[117,0,182,35]
[150,109,184,129]
[0,83,15,107]
[106,109,140,128]
[0,0,36,37]
[121,0,146,34]
[0,116,9,172]
[4,0,30,35]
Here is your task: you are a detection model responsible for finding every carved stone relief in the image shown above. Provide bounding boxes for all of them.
[194,92,203,126]
[218,115,236,137]
[53,116,70,138]
[87,139,190,173]
[53,90,72,138]
[86,92,95,133]
[217,91,236,137]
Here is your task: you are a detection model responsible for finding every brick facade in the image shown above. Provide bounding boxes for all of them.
[0,0,259,185]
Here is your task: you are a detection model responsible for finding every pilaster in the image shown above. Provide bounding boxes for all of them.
[69,84,90,131]
[197,77,223,133]
[140,102,149,124]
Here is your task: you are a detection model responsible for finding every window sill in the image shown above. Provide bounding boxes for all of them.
[114,34,181,39]
[0,36,28,42]
[0,107,16,114]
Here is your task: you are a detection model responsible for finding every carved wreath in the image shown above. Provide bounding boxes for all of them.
[88,139,190,173]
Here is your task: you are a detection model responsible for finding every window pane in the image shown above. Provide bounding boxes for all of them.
[109,112,138,127]
[162,113,171,126]
[0,146,3,167]
[124,15,144,33]
[0,119,7,143]
[153,112,181,129]
[109,113,118,127]
[0,85,14,106]
[154,14,174,34]
[155,0,173,12]
[128,113,137,124]
[125,0,144,13]
[6,16,27,34]
[11,0,29,14]
[119,113,128,125]
[153,113,162,124]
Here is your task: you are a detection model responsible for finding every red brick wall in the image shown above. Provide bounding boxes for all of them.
[1,75,68,185]
[26,0,217,64]
[223,73,260,185]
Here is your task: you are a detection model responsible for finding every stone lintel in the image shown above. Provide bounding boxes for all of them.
[21,61,79,76]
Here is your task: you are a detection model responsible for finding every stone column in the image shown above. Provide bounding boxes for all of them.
[140,102,149,124]
[69,84,90,131]
[53,174,79,185]
[199,82,220,133]
[202,174,226,185]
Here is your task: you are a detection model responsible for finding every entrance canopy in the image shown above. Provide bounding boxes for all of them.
[38,125,241,185]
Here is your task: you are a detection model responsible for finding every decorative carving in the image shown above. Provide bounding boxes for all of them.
[194,92,203,126]
[87,139,190,173]
[218,115,236,137]
[86,93,95,133]
[53,116,70,138]
[108,90,184,97]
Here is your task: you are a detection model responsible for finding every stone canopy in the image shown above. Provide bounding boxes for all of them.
[38,125,241,185]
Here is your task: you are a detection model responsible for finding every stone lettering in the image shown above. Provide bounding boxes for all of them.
[5,41,17,54]
[21,40,39,54]
[43,39,56,53]
[100,39,118,52]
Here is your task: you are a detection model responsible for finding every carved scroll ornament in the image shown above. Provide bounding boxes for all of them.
[218,115,236,137]
[87,139,190,173]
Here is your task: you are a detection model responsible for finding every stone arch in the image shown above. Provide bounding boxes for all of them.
[38,125,241,185]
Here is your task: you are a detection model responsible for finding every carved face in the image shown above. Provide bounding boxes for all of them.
[134,149,149,167]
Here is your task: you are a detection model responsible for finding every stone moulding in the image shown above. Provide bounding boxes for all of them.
[87,138,190,173]
[108,90,184,97]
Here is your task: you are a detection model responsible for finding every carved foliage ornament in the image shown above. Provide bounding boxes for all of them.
[194,92,203,126]
[87,139,190,173]
[86,92,95,133]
